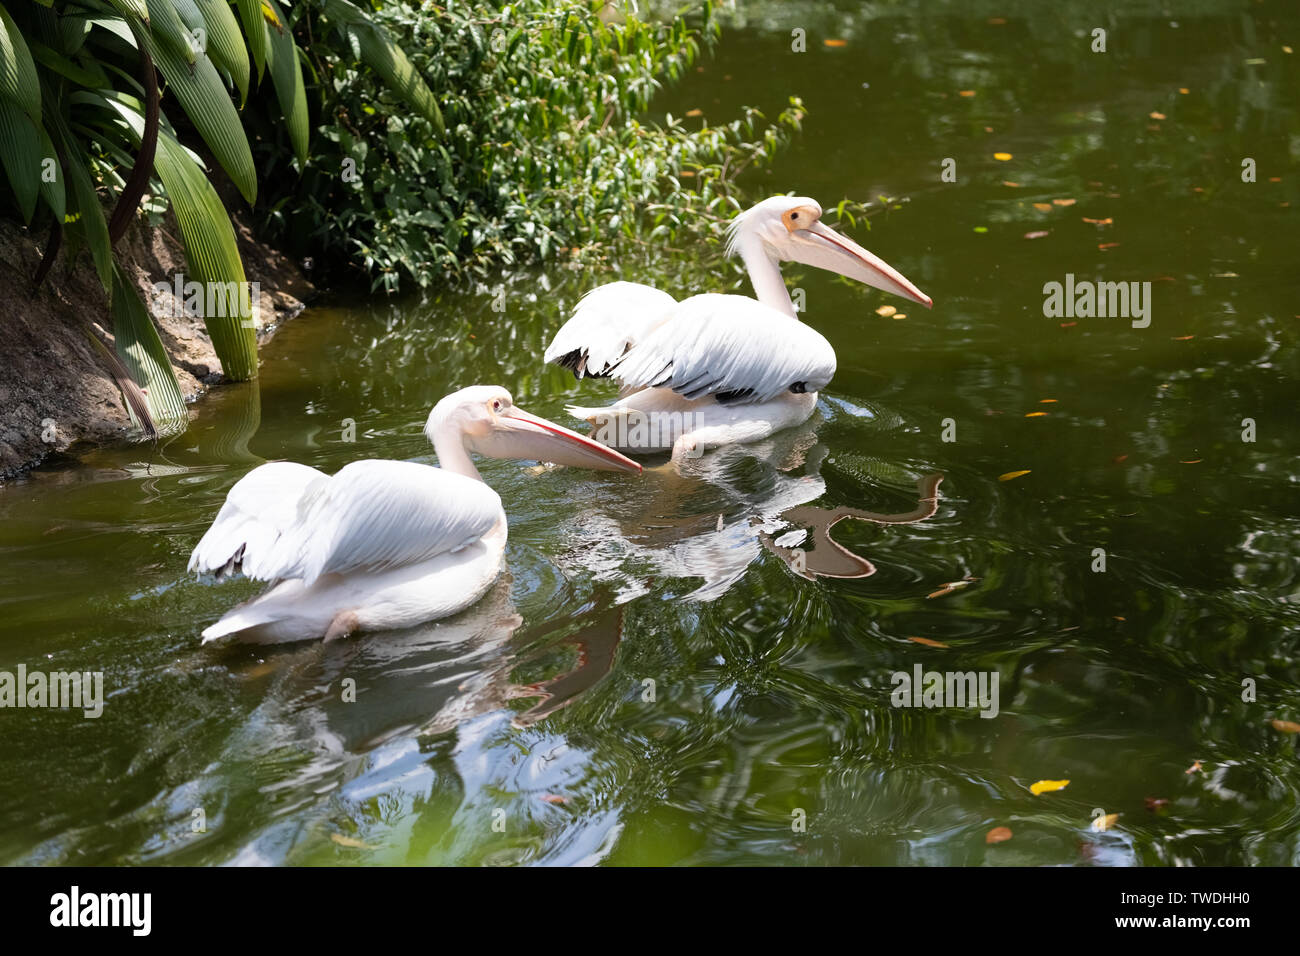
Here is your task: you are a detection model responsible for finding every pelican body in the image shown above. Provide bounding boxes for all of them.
[189,386,640,644]
[545,196,932,457]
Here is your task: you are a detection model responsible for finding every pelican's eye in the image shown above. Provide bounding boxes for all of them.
[781,205,820,233]
[491,400,502,412]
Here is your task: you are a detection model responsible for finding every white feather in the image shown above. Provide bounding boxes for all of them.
[231,460,503,586]
[607,294,836,404]
[188,461,326,576]
[543,281,678,377]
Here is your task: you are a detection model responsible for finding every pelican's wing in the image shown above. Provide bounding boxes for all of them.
[240,460,503,586]
[189,461,327,578]
[544,281,678,378]
[608,294,837,405]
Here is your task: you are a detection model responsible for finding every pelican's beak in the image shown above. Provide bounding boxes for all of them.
[487,405,642,473]
[789,220,932,308]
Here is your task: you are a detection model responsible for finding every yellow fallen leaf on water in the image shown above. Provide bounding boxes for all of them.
[1186,760,1204,774]
[1149,111,1167,120]
[1091,813,1120,832]
[908,636,950,648]
[892,313,907,320]
[1082,217,1113,225]
[1271,719,1300,734]
[823,38,848,47]
[1052,198,1076,206]
[959,90,977,97]
[1030,779,1070,795]
[1040,398,1058,403]
[1002,181,1021,187]
[685,108,703,117]
[1180,459,1202,464]
[1178,87,1190,94]
[330,834,376,850]
[1025,411,1048,417]
[986,826,1013,844]
[875,305,897,317]
[1098,242,1120,250]
[1032,202,1052,211]
[994,152,1013,161]
[998,470,1031,481]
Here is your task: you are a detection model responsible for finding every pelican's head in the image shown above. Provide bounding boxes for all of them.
[726,195,932,308]
[425,386,641,473]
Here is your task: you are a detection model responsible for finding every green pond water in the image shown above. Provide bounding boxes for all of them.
[1,0,1298,865]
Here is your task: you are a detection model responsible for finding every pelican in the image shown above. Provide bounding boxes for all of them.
[188,386,640,645]
[545,196,931,458]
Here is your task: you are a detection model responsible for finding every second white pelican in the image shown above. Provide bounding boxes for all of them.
[189,386,640,645]
[545,195,931,458]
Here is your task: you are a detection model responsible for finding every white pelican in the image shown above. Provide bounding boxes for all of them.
[545,195,931,458]
[189,386,640,645]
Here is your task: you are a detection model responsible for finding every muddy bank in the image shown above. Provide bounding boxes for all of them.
[0,208,313,479]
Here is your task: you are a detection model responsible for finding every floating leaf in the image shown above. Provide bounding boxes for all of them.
[1030,779,1069,796]
[1178,87,1189,94]
[823,38,847,48]
[685,108,702,117]
[998,470,1031,481]
[1002,180,1020,187]
[1052,198,1076,206]
[1025,411,1048,417]
[993,152,1012,161]
[986,826,1013,844]
[908,636,950,648]
[1185,760,1203,774]
[1098,242,1120,250]
[1024,230,1050,239]
[1040,398,1058,403]
[1032,202,1052,211]
[1082,217,1113,225]
[1270,719,1300,734]
[1172,335,1194,340]
[958,89,976,97]
[1091,813,1120,832]
[893,313,907,320]
[973,226,988,233]
[875,304,896,317]
[540,793,570,804]
[1149,111,1166,120]
[330,833,376,849]
[1180,459,1202,464]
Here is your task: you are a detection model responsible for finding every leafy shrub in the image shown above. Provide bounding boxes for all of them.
[257,0,807,291]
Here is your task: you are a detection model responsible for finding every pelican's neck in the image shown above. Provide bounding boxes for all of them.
[430,425,482,482]
[737,235,796,318]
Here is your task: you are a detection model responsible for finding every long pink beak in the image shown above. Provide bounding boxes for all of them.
[492,405,643,473]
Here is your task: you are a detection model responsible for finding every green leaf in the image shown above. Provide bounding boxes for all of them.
[109,260,189,436]
[0,101,42,223]
[58,132,113,293]
[320,0,443,135]
[0,5,41,120]
[152,126,259,380]
[35,124,64,225]
[193,0,250,103]
[142,29,257,202]
[264,0,307,164]
[232,0,267,79]
[140,0,197,66]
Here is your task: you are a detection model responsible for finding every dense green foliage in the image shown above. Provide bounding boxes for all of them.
[0,0,809,435]
[258,0,806,291]
[0,0,440,435]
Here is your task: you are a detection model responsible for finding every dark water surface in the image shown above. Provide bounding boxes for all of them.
[1,1,1297,865]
